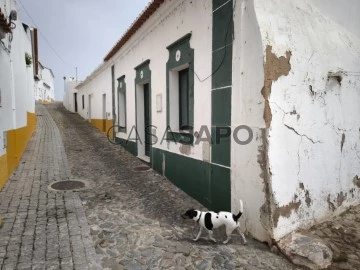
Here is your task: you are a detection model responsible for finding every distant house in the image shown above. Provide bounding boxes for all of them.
[34,62,55,102]
[73,0,360,243]
[63,77,80,113]
[0,1,37,188]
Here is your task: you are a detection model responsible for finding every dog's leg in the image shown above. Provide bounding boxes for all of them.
[237,227,247,245]
[208,230,216,243]
[193,226,203,241]
[223,227,233,244]
[223,236,231,244]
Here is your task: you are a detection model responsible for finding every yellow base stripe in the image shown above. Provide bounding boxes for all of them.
[0,112,36,189]
[0,154,8,189]
[90,119,113,135]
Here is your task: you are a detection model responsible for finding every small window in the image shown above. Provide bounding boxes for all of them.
[82,95,84,109]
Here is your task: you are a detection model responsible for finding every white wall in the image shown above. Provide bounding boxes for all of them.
[42,67,55,101]
[12,22,35,127]
[232,0,272,242]
[35,65,55,101]
[0,22,13,155]
[313,0,360,38]
[76,65,112,121]
[113,0,212,161]
[63,78,79,113]
[253,0,360,240]
[0,0,35,155]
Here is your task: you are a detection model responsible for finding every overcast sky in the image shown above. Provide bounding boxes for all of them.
[17,0,150,100]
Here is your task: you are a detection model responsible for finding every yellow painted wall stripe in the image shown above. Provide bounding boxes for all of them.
[90,119,113,135]
[0,112,36,189]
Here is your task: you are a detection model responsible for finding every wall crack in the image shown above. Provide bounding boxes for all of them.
[284,124,322,144]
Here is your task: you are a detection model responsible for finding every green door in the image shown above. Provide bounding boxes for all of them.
[144,83,150,156]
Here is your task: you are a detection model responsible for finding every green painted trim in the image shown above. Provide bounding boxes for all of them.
[117,76,127,133]
[211,0,233,167]
[166,131,194,145]
[152,147,230,211]
[211,126,231,167]
[118,74,125,80]
[166,34,194,142]
[115,137,137,156]
[134,60,152,162]
[213,0,231,10]
[111,65,116,140]
[211,87,231,126]
[134,59,150,70]
[166,33,192,50]
[212,1,233,50]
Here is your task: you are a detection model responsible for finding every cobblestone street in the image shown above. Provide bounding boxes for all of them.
[0,104,100,269]
[47,105,297,270]
[0,102,359,269]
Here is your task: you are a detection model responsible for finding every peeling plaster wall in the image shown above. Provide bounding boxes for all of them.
[232,0,273,242]
[254,0,360,240]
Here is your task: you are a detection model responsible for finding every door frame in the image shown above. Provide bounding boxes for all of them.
[134,60,151,163]
[88,94,92,122]
[74,93,78,113]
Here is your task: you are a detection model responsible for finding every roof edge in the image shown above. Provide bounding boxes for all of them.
[103,0,165,61]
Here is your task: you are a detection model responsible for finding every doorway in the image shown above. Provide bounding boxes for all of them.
[143,83,150,157]
[136,83,151,162]
[88,94,91,122]
[74,93,78,112]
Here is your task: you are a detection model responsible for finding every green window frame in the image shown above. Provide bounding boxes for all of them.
[166,33,194,142]
[117,75,126,133]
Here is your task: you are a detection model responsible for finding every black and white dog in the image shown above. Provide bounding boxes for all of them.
[181,200,247,244]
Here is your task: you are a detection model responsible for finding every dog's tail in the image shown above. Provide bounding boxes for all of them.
[233,199,244,222]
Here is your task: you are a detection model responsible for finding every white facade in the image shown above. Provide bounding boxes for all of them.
[0,0,35,156]
[0,0,36,187]
[74,0,360,243]
[34,62,55,102]
[76,65,112,122]
[63,77,80,113]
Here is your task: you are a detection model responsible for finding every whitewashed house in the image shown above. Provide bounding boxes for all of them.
[75,0,360,243]
[76,64,113,133]
[0,0,37,188]
[63,77,80,113]
[34,62,55,102]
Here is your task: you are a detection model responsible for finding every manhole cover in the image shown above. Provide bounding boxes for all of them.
[132,166,151,172]
[49,180,85,191]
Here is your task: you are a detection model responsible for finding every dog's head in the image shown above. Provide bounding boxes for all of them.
[181,209,198,220]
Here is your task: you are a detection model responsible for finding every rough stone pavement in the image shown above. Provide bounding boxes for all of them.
[309,206,360,270]
[0,104,101,269]
[1,102,360,270]
[46,103,299,270]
